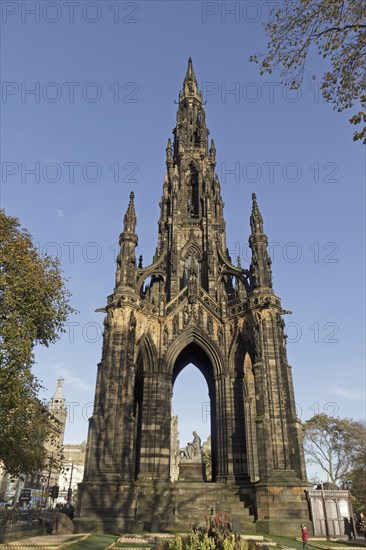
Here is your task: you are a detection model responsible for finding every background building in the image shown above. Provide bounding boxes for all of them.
[0,378,67,506]
[58,442,87,504]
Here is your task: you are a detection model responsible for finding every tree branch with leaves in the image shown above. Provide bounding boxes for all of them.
[250,0,366,143]
[0,209,75,476]
[303,414,366,487]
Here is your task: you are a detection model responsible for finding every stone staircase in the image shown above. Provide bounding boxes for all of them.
[135,481,256,532]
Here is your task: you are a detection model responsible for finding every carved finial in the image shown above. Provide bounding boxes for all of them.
[166,138,173,162]
[123,191,137,233]
[138,254,143,269]
[183,57,199,98]
[209,139,216,160]
[249,193,272,290]
[185,57,196,82]
[250,192,263,234]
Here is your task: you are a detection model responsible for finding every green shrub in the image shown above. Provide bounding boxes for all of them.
[168,535,184,550]
[168,532,216,550]
[168,513,239,550]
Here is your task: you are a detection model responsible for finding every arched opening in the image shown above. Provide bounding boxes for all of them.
[171,342,217,482]
[172,365,211,481]
[139,273,165,304]
[217,273,247,306]
[187,165,199,217]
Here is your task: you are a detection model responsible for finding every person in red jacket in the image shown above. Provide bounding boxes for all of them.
[301,524,309,549]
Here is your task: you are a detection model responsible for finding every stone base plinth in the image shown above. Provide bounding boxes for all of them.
[76,479,256,533]
[76,475,310,534]
[254,478,311,536]
[178,462,204,481]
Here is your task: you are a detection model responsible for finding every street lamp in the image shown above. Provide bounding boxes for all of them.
[67,461,74,503]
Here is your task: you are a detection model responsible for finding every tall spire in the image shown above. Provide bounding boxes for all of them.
[116,191,138,291]
[174,58,208,159]
[152,59,227,301]
[181,57,201,101]
[249,193,272,290]
[123,191,137,233]
[250,193,264,234]
[184,58,197,86]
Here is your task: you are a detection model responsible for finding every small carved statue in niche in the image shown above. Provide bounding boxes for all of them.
[198,306,203,326]
[173,315,179,337]
[218,326,224,347]
[207,315,213,336]
[207,245,214,275]
[129,311,136,329]
[163,325,169,347]
[188,265,198,295]
[183,305,189,326]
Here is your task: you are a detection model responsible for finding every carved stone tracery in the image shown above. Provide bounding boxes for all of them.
[78,59,310,536]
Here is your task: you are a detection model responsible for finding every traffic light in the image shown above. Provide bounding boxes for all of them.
[50,485,59,499]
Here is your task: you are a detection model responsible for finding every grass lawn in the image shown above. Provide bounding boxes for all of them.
[267,535,306,549]
[113,544,154,548]
[307,542,366,548]
[267,536,365,550]
[67,534,118,550]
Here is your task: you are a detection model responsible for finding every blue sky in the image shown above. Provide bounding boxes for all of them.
[1,1,365,477]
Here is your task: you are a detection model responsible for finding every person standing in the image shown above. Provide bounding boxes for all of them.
[301,524,309,549]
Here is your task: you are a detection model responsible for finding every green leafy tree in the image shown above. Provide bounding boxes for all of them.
[250,0,366,143]
[343,428,366,513]
[346,456,366,513]
[303,414,366,485]
[0,209,74,475]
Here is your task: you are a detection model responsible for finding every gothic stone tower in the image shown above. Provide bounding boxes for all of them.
[77,59,310,534]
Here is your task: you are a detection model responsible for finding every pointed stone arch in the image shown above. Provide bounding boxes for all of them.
[181,157,200,173]
[164,325,224,379]
[181,242,202,261]
[137,331,158,373]
[184,161,200,217]
[167,336,219,482]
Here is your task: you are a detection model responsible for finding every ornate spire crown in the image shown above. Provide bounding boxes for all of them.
[123,191,137,233]
[181,57,200,100]
[250,193,264,235]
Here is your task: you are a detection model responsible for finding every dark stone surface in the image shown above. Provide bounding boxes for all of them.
[77,59,310,535]
[178,463,204,481]
[52,512,74,535]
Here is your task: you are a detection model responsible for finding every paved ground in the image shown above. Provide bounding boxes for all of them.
[269,536,366,550]
[0,534,88,550]
[2,532,365,550]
